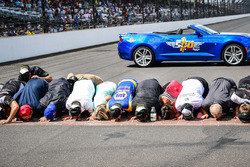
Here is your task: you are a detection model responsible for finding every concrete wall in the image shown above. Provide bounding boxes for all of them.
[1,14,250,63]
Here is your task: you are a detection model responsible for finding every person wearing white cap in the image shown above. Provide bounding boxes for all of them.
[175,77,209,120]
[64,79,96,120]
[18,65,53,83]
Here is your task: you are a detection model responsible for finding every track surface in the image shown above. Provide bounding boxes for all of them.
[0,17,250,167]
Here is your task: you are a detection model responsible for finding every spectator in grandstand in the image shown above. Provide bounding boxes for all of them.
[1,29,8,37]
[18,65,53,83]
[27,28,35,35]
[8,29,17,36]
[0,79,25,125]
[50,25,58,33]
[106,78,138,121]
[18,78,48,121]
[67,73,103,85]
[175,77,209,120]
[131,78,163,121]
[202,77,237,120]
[14,0,20,7]
[64,79,96,121]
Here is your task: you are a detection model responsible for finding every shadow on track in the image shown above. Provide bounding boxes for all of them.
[127,61,250,68]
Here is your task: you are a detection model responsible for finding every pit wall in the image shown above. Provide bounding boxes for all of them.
[1,14,250,63]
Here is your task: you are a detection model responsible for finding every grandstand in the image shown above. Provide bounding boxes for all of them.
[0,0,249,37]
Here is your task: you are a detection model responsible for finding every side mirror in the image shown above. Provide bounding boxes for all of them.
[194,31,202,36]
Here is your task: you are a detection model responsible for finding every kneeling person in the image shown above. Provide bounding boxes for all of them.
[65,79,96,120]
[132,78,163,121]
[107,78,138,121]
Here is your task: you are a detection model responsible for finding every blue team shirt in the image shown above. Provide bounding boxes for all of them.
[107,78,138,112]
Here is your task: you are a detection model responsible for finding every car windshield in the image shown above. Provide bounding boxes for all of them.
[195,25,219,34]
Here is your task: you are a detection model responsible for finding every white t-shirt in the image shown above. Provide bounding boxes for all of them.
[66,80,95,114]
[175,79,204,112]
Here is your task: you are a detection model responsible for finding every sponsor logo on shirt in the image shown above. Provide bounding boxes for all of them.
[114,91,127,100]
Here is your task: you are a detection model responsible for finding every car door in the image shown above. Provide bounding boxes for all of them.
[161,34,210,61]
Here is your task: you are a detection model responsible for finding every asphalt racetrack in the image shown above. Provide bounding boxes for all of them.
[1,17,250,167]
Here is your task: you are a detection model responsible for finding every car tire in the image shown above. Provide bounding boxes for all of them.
[222,44,246,66]
[133,46,154,67]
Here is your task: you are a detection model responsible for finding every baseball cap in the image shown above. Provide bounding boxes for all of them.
[161,105,172,120]
[19,104,31,117]
[70,101,81,116]
[238,112,250,122]
[110,103,122,119]
[135,104,148,121]
[67,76,78,85]
[181,103,193,120]
[19,65,30,82]
[44,103,56,120]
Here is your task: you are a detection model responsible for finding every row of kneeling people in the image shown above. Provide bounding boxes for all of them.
[0,65,250,125]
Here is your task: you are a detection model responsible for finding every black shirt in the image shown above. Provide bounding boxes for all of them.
[132,78,163,112]
[18,66,49,82]
[238,75,250,90]
[202,77,236,112]
[0,79,24,107]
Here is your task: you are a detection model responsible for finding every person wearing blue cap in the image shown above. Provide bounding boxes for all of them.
[39,78,73,122]
[42,103,57,121]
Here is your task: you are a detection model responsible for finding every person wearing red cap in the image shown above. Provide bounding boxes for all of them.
[18,78,48,121]
[0,79,25,125]
[19,104,33,121]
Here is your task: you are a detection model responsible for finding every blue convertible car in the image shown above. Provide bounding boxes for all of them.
[118,24,250,67]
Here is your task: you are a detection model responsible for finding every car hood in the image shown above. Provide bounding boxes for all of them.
[220,32,250,37]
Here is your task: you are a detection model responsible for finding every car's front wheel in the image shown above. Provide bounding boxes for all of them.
[133,46,154,67]
[222,44,246,65]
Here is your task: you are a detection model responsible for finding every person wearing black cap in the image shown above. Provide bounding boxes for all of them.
[67,73,103,85]
[0,79,25,125]
[18,65,53,83]
[175,77,209,120]
[202,77,237,120]
[134,104,148,121]
[64,79,96,120]
[131,78,163,121]
[109,103,123,121]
